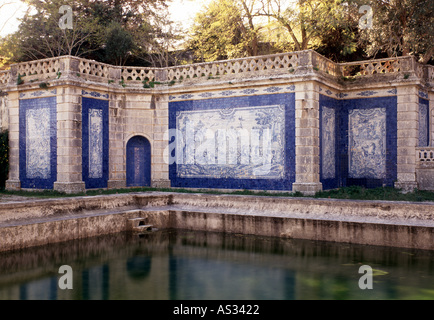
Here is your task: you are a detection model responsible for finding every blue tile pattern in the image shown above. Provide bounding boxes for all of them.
[82,97,109,189]
[169,85,296,102]
[321,106,336,179]
[320,95,397,189]
[319,95,339,189]
[19,89,57,99]
[419,91,428,99]
[356,90,378,97]
[169,93,296,190]
[82,90,109,99]
[419,98,429,147]
[340,96,397,188]
[88,108,104,178]
[19,97,57,189]
[348,108,386,179]
[176,105,285,179]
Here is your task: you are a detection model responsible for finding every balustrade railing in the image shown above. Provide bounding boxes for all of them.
[0,70,9,85]
[77,59,111,80]
[340,56,408,77]
[311,51,341,76]
[165,52,301,82]
[0,50,432,88]
[417,148,434,163]
[427,65,434,85]
[15,56,61,82]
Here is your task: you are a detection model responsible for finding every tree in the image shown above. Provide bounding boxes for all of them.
[257,0,359,53]
[188,0,263,62]
[104,22,134,66]
[357,0,433,63]
[187,0,361,62]
[0,0,178,66]
[2,0,102,62]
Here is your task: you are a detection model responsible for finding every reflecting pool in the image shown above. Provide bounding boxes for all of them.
[0,229,434,300]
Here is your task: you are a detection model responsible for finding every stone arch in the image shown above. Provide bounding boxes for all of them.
[126,135,151,187]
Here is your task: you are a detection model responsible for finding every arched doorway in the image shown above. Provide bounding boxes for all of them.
[126,136,151,187]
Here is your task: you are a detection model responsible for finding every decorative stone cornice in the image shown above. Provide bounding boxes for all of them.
[0,50,433,92]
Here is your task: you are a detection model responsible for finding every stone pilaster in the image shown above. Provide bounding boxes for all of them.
[108,93,126,189]
[0,94,8,131]
[53,86,85,193]
[394,85,419,192]
[151,93,170,188]
[430,91,434,147]
[292,81,322,195]
[5,91,20,190]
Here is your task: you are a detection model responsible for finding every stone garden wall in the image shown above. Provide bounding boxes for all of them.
[0,50,432,194]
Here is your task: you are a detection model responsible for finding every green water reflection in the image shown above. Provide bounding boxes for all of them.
[0,229,433,300]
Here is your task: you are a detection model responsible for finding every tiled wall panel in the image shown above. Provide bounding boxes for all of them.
[320,94,397,189]
[19,97,57,188]
[419,98,429,147]
[341,96,397,188]
[82,97,109,188]
[169,93,296,190]
[319,95,339,189]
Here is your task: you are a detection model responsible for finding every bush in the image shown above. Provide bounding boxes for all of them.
[0,130,8,190]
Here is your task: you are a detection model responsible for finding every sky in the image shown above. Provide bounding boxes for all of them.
[0,0,210,37]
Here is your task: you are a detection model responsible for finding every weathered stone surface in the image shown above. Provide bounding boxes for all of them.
[0,51,432,193]
[0,193,434,252]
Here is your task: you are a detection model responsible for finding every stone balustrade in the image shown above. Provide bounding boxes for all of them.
[165,51,301,82]
[340,56,408,77]
[15,56,61,82]
[310,51,341,76]
[417,148,434,163]
[121,66,155,83]
[0,50,432,89]
[78,58,111,80]
[427,65,434,85]
[0,70,9,85]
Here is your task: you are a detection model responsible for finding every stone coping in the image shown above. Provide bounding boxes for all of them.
[0,192,434,252]
[1,191,433,224]
[1,50,432,90]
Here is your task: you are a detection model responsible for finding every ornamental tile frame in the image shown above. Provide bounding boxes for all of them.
[0,50,433,194]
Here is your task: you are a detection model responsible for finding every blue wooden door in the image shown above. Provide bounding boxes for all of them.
[126,136,151,187]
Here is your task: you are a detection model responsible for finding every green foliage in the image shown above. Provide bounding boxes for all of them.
[1,183,433,203]
[39,82,49,89]
[17,73,24,85]
[356,0,434,63]
[104,22,134,66]
[188,0,261,62]
[143,80,154,88]
[187,0,361,63]
[0,0,177,67]
[0,130,8,190]
[314,186,434,202]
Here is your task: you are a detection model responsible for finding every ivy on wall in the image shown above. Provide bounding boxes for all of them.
[0,130,8,190]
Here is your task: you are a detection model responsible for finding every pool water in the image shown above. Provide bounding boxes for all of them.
[0,229,434,300]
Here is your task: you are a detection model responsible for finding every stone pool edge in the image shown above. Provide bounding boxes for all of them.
[0,192,433,252]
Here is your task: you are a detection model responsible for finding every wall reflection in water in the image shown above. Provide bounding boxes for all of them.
[0,229,433,300]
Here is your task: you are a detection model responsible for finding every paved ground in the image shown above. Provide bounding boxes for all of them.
[0,194,40,203]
